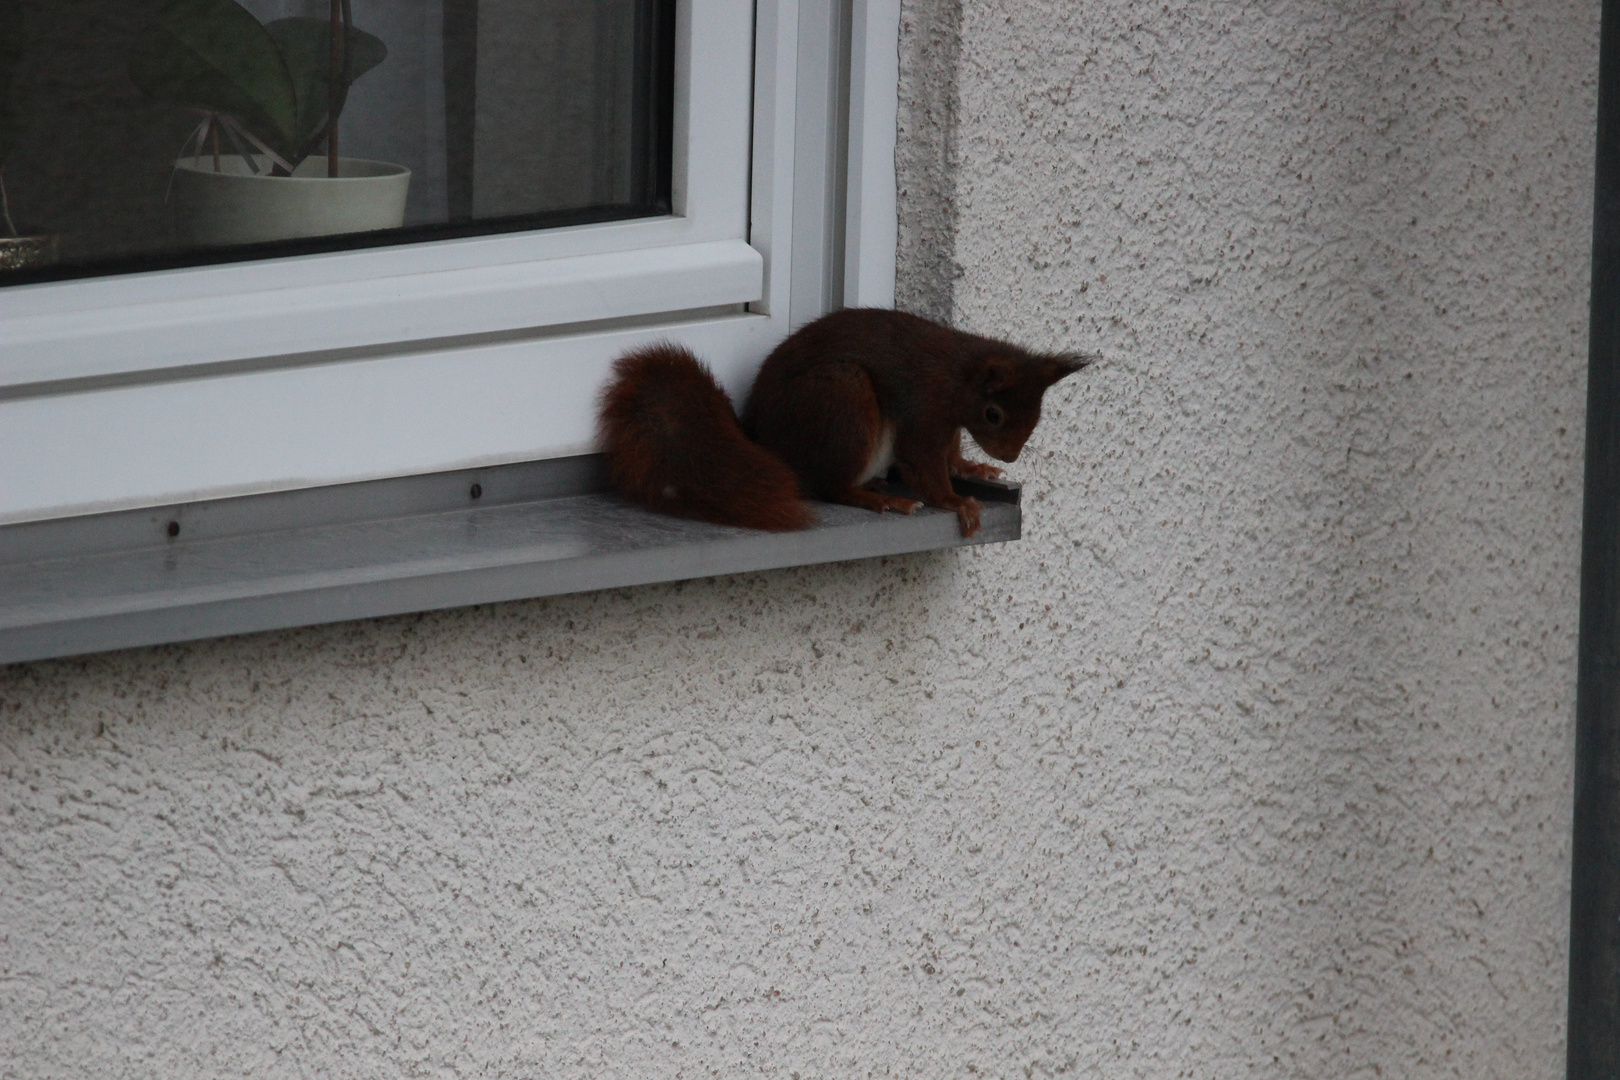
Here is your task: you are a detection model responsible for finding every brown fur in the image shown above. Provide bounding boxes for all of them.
[597,343,815,531]
[597,311,1090,536]
[742,309,1089,536]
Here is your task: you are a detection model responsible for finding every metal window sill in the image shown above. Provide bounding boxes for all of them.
[0,455,1020,665]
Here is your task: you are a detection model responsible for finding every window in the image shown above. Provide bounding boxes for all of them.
[0,0,899,527]
[1,0,675,276]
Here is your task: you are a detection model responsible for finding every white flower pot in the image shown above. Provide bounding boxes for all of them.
[0,234,60,271]
[171,155,411,247]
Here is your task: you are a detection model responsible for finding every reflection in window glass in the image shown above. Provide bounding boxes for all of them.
[0,0,673,283]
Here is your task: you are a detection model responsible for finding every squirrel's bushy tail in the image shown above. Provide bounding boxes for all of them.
[598,344,815,531]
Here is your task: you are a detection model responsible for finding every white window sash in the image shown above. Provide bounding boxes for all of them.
[0,237,764,390]
[844,0,899,308]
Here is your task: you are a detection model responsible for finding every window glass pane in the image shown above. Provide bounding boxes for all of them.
[0,0,673,284]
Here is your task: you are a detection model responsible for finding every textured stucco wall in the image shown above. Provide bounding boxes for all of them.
[0,1,1596,1076]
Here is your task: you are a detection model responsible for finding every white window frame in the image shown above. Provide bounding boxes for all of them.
[0,0,898,527]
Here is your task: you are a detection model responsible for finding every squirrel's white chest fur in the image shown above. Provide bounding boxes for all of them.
[855,421,897,485]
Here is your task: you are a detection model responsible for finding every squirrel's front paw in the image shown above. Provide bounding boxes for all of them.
[952,461,1004,482]
[954,496,983,537]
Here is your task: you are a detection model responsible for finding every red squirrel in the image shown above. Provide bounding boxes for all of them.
[597,308,1090,537]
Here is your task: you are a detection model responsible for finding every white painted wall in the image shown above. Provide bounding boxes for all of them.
[0,0,1594,1076]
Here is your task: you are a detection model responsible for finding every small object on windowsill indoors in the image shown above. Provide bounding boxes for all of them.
[599,308,1092,537]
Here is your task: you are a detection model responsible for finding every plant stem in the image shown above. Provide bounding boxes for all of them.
[328,0,340,177]
[0,168,15,238]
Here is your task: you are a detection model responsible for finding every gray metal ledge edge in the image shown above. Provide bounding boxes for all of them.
[0,455,1020,665]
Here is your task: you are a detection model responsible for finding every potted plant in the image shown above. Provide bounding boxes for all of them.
[0,0,58,269]
[129,0,410,246]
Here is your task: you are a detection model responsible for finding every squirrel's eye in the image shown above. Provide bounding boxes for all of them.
[984,404,1005,427]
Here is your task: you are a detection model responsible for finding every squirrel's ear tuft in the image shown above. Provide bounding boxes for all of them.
[1041,352,1094,385]
[981,356,1018,394]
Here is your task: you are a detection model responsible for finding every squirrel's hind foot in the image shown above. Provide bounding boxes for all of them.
[833,487,923,517]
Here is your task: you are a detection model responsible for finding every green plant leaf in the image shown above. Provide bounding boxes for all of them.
[264,17,386,160]
[128,0,300,160]
[0,0,24,167]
